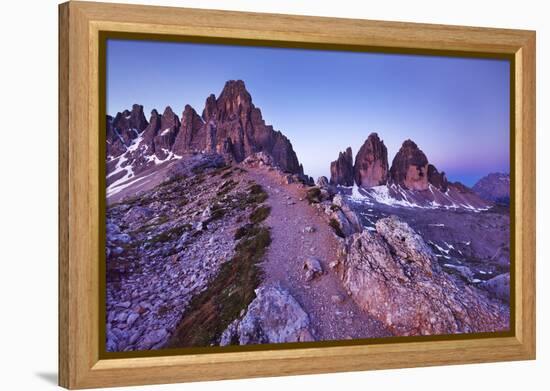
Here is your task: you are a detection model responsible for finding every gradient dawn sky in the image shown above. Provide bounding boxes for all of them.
[107,39,510,186]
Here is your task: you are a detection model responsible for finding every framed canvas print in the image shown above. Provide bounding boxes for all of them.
[58,1,536,389]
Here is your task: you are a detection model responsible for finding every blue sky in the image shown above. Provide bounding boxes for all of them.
[107,39,510,186]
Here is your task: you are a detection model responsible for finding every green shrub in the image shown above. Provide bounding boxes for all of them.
[328,218,345,238]
[165,226,271,347]
[306,187,321,204]
[250,206,271,224]
[243,184,268,205]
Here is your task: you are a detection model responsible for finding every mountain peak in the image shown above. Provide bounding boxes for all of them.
[427,164,448,192]
[218,80,252,104]
[390,139,429,190]
[107,80,305,180]
[173,104,204,155]
[218,79,252,111]
[160,106,180,131]
[472,172,510,204]
[401,139,419,150]
[330,147,354,186]
[162,106,175,117]
[354,133,389,188]
[221,79,248,93]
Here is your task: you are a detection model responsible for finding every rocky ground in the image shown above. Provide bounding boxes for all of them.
[106,153,389,352]
[305,180,510,334]
[351,200,510,288]
[106,153,510,352]
[106,154,275,351]
[338,216,509,335]
[242,164,390,341]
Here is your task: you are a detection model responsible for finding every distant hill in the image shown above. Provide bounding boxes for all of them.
[472,173,510,205]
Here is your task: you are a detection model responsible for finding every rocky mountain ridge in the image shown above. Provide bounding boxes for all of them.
[107,80,306,195]
[329,133,490,211]
[472,172,511,204]
[106,153,392,351]
[329,147,354,187]
[354,133,389,188]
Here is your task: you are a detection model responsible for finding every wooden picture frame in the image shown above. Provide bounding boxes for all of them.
[59,1,536,389]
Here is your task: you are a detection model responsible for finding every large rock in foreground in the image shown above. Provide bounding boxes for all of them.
[330,147,354,186]
[330,194,362,237]
[481,273,510,302]
[340,216,509,336]
[354,133,389,188]
[220,285,314,345]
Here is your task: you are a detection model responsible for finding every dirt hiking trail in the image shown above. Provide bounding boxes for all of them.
[247,167,391,341]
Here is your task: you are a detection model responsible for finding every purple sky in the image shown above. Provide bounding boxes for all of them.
[107,39,510,186]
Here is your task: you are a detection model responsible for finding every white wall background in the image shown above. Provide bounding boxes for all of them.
[0,0,546,389]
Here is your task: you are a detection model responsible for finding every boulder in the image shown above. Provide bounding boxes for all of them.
[319,188,331,201]
[106,80,306,181]
[340,216,509,335]
[316,176,329,188]
[303,256,323,281]
[106,221,121,235]
[242,151,275,168]
[220,285,314,345]
[330,210,355,237]
[481,273,510,302]
[331,194,362,234]
[138,328,169,350]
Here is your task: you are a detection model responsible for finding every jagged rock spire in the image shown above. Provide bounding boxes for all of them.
[389,139,429,190]
[330,147,354,186]
[354,133,389,188]
[107,80,305,177]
